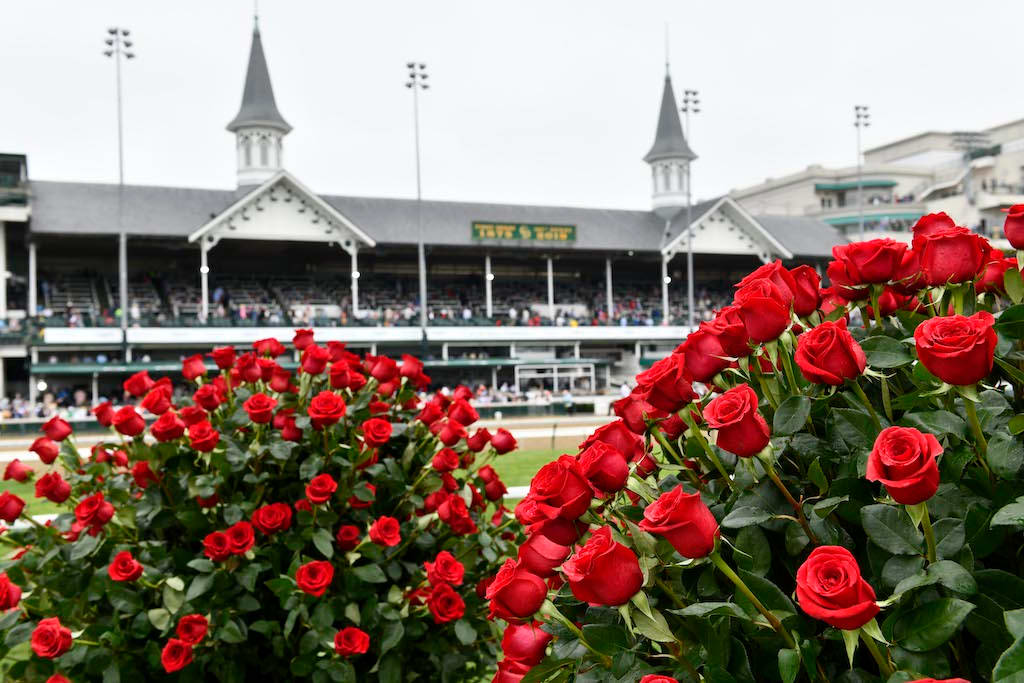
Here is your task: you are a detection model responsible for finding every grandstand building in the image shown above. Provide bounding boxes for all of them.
[0,23,840,409]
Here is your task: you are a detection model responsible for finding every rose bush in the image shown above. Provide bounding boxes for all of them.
[0,331,523,681]
[483,211,1024,682]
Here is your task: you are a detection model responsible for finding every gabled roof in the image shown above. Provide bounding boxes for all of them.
[754,215,848,258]
[226,26,291,133]
[661,196,794,260]
[643,74,696,163]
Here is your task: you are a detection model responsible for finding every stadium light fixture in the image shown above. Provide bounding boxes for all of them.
[681,89,700,328]
[854,105,870,237]
[200,265,210,275]
[663,276,672,284]
[36,381,48,392]
[406,61,430,332]
[351,271,360,280]
[486,273,494,281]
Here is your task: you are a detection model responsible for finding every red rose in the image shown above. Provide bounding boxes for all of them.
[349,483,376,509]
[448,399,479,426]
[484,476,508,501]
[328,361,356,389]
[734,277,792,343]
[703,384,770,458]
[35,472,71,503]
[464,427,492,452]
[361,418,392,447]
[196,493,219,508]
[370,355,399,382]
[501,621,553,666]
[977,253,1017,294]
[179,405,207,426]
[438,419,468,447]
[108,550,144,581]
[635,353,698,413]
[1003,204,1024,248]
[75,492,114,531]
[494,659,532,682]
[911,212,957,250]
[141,388,171,415]
[176,614,208,644]
[795,545,879,629]
[907,679,969,683]
[226,521,255,554]
[293,329,314,350]
[866,426,941,505]
[369,516,402,546]
[254,337,286,357]
[416,401,444,426]
[527,455,593,520]
[639,485,719,558]
[193,383,225,411]
[203,531,231,561]
[300,344,331,375]
[491,428,517,454]
[296,560,334,597]
[917,225,988,286]
[42,416,72,441]
[182,353,207,380]
[308,391,346,430]
[3,459,30,483]
[243,392,277,424]
[334,626,370,656]
[831,239,907,284]
[306,473,338,505]
[270,365,294,393]
[0,492,25,523]
[737,260,797,303]
[336,524,362,550]
[427,583,466,623]
[794,318,867,385]
[438,495,478,535]
[160,638,194,673]
[93,401,115,427]
[188,420,220,452]
[562,526,643,606]
[432,447,460,472]
[112,406,145,437]
[578,441,628,493]
[517,532,571,578]
[827,258,870,301]
[580,420,646,463]
[208,345,237,369]
[914,311,996,385]
[131,461,159,489]
[0,572,23,610]
[640,677,679,683]
[675,327,732,382]
[425,550,465,586]
[31,617,72,658]
[123,370,155,398]
[790,264,822,317]
[150,411,186,442]
[252,503,293,535]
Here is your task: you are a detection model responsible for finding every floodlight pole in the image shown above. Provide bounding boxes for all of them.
[855,105,870,237]
[104,27,135,332]
[682,89,699,328]
[406,63,429,331]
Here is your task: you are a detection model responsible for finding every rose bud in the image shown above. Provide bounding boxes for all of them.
[733,278,792,343]
[150,411,186,442]
[635,353,698,413]
[176,614,209,645]
[131,461,159,490]
[831,239,907,284]
[794,318,866,386]
[251,502,293,535]
[526,455,593,520]
[308,391,347,430]
[490,428,518,454]
[562,526,643,606]
[911,211,956,249]
[640,677,680,683]
[141,388,171,415]
[4,459,31,483]
[466,427,492,452]
[112,406,146,437]
[123,370,155,398]
[448,398,479,427]
[334,627,370,657]
[295,560,334,597]
[494,659,532,683]
[306,473,338,505]
[914,311,996,386]
[361,417,393,448]
[41,416,72,442]
[425,550,465,586]
[501,621,553,666]
[242,392,277,424]
[977,254,1017,295]
[639,485,718,558]
[300,344,331,375]
[369,516,402,547]
[336,524,362,551]
[1002,204,1024,248]
[187,421,220,452]
[0,492,25,523]
[484,477,507,501]
[160,638,194,673]
[578,441,629,493]
[226,521,255,554]
[427,583,466,624]
[516,532,571,578]
[795,545,879,630]
[35,472,71,503]
[866,427,941,505]
[789,264,822,317]
[30,617,72,659]
[108,550,144,581]
[416,401,444,426]
[438,419,468,447]
[917,225,988,286]
[181,353,207,380]
[703,384,770,458]
[0,572,22,611]
[292,328,314,350]
[675,326,732,383]
[92,401,115,427]
[486,558,549,623]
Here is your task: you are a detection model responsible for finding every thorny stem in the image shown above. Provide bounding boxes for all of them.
[681,412,734,493]
[709,550,796,648]
[849,380,882,432]
[651,426,704,490]
[859,628,895,678]
[763,459,819,545]
[963,397,992,478]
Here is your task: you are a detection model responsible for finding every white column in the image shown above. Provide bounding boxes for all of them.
[28,373,36,405]
[119,232,128,330]
[0,358,6,404]
[604,257,612,323]
[0,222,6,317]
[546,257,554,319]
[91,372,99,406]
[200,241,210,319]
[484,255,493,318]
[351,248,360,316]
[661,255,670,324]
[491,367,497,390]
[27,240,37,316]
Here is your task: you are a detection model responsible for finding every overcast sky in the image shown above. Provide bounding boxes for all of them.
[1,1,1020,210]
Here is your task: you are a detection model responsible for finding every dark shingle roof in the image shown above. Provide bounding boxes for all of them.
[660,196,723,247]
[226,27,291,133]
[643,75,696,163]
[754,215,848,258]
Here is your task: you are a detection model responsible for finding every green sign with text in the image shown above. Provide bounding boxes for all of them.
[471,222,576,242]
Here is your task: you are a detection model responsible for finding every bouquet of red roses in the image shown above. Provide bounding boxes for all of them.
[0,331,521,682]
[485,210,1024,683]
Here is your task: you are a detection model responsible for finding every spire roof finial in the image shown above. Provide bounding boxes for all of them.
[226,20,291,134]
[643,67,696,163]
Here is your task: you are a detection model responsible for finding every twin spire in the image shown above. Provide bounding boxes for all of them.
[644,70,696,163]
[226,21,290,134]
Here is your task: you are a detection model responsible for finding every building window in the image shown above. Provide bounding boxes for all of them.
[243,138,252,167]
[259,138,270,166]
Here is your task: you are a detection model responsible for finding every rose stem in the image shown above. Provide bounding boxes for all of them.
[879,375,894,422]
[708,550,796,648]
[540,601,612,667]
[848,380,882,431]
[762,459,819,545]
[868,286,885,331]
[858,628,894,678]
[651,426,705,490]
[681,412,735,493]
[963,396,994,481]
[919,502,937,564]
[749,359,781,410]
[779,346,802,396]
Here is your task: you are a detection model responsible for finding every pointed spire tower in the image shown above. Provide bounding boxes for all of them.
[644,66,696,220]
[228,15,291,187]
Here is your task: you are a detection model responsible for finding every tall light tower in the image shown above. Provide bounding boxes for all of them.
[406,62,429,331]
[681,89,699,328]
[854,105,870,237]
[104,27,135,331]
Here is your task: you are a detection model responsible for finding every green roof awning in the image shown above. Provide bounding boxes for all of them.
[822,212,922,225]
[814,180,898,191]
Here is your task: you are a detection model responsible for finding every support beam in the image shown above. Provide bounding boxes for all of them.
[605,257,613,324]
[491,367,497,392]
[418,242,428,329]
[200,241,210,320]
[0,358,5,404]
[91,372,99,406]
[28,373,36,406]
[661,256,670,324]
[546,257,554,320]
[27,240,36,316]
[484,255,493,318]
[119,232,128,330]
[351,248,360,316]
[0,222,6,318]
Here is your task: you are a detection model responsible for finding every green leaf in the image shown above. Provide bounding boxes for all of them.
[312,528,335,559]
[162,582,185,614]
[581,623,629,654]
[352,565,387,584]
[861,504,923,555]
[186,558,215,573]
[671,602,750,619]
[891,598,975,652]
[722,506,773,529]
[186,573,215,602]
[832,408,880,450]
[378,654,402,683]
[107,585,143,614]
[900,410,967,439]
[69,533,101,562]
[996,304,1024,338]
[631,606,674,643]
[733,569,796,618]
[147,608,172,631]
[862,336,913,368]
[778,648,800,683]
[1006,610,1024,640]
[812,496,849,518]
[1005,270,1024,306]
[734,526,771,577]
[773,395,812,436]
[993,636,1024,681]
[1010,414,1024,435]
[932,518,965,559]
[219,620,246,644]
[893,560,977,597]
[988,432,1024,479]
[381,620,405,653]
